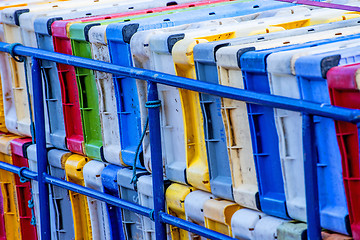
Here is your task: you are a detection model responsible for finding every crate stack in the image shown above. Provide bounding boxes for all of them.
[0,0,358,239]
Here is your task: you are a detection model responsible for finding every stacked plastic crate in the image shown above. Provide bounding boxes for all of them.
[0,0,359,239]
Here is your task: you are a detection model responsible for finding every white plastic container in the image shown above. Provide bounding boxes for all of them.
[88,26,123,166]
[231,208,287,240]
[184,190,215,240]
[83,160,110,240]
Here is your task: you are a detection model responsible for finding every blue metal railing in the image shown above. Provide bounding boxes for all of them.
[0,42,359,240]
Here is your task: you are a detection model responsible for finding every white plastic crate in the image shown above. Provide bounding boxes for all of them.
[184,190,215,240]
[231,208,287,240]
[88,25,123,166]
[83,160,110,240]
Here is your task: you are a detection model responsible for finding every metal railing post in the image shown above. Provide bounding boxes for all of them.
[147,81,167,240]
[303,114,321,240]
[32,57,51,240]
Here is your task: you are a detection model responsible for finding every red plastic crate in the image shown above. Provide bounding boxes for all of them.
[10,138,37,240]
[51,0,231,154]
[327,63,360,239]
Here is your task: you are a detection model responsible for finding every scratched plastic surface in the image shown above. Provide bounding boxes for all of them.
[83,160,110,240]
[214,25,360,219]
[137,175,157,240]
[184,190,215,240]
[106,0,293,169]
[231,208,287,239]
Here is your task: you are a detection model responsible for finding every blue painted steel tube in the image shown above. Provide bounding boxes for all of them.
[303,114,321,240]
[0,161,37,179]
[32,57,51,240]
[1,42,360,123]
[147,81,167,240]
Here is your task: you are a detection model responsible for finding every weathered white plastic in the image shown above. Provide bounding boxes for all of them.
[83,160,110,240]
[253,216,287,240]
[88,26,123,166]
[0,26,17,134]
[231,209,266,240]
[231,209,287,240]
[184,190,215,240]
[214,24,360,209]
[117,168,147,239]
[137,175,172,240]
[137,175,155,240]
[265,39,360,223]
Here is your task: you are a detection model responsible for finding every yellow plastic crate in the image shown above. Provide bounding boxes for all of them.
[0,134,22,240]
[166,183,195,240]
[65,154,92,240]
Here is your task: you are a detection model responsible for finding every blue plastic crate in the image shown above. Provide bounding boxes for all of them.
[101,164,125,240]
[294,46,360,234]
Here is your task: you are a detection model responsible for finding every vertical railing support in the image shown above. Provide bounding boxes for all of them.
[147,81,167,240]
[32,57,51,240]
[303,114,321,240]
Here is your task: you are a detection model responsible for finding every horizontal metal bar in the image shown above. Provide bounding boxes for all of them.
[1,42,359,123]
[0,161,38,180]
[43,173,152,217]
[0,161,235,240]
[160,212,236,240]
